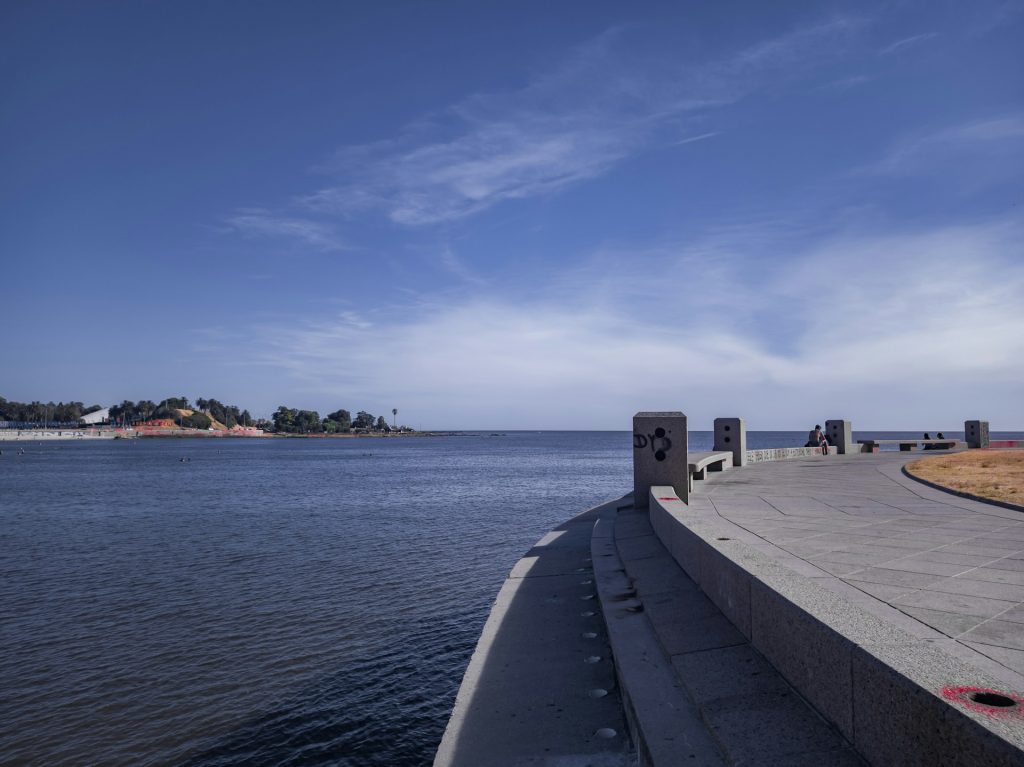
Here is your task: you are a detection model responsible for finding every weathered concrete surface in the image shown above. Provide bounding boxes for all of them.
[601,502,863,766]
[649,451,1024,766]
[434,501,631,767]
[633,412,688,507]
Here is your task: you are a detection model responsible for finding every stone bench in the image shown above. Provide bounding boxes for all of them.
[687,451,733,489]
[857,439,966,452]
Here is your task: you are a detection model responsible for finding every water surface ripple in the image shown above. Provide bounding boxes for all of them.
[3,429,1016,765]
[1,433,633,766]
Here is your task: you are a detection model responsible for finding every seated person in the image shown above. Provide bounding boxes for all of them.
[805,425,829,455]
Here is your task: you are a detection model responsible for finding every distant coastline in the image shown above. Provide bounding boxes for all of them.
[0,428,458,441]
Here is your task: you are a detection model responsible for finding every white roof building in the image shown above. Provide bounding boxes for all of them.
[79,408,110,425]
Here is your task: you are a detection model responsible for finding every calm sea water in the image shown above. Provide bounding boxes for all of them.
[1,429,1019,766]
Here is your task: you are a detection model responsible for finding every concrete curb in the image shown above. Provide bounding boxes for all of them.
[648,487,1024,766]
[591,502,728,766]
[901,465,1024,513]
[434,500,631,767]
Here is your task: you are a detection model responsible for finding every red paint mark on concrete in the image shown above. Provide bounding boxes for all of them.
[657,497,680,502]
[940,685,1024,719]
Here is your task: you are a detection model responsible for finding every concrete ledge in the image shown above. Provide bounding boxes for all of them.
[745,446,837,463]
[591,507,727,766]
[434,500,631,767]
[647,486,1024,766]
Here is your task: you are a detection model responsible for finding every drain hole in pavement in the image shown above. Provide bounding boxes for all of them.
[716,537,731,541]
[968,691,1017,708]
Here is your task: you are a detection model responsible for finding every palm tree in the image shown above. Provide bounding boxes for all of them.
[392,408,398,429]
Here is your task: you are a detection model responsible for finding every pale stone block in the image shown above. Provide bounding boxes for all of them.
[965,420,990,449]
[633,412,688,507]
[714,417,746,467]
[825,419,853,455]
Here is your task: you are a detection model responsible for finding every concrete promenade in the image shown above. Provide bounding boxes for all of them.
[697,452,1024,680]
[437,447,1024,766]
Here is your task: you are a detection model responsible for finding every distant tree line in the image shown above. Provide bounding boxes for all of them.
[0,397,103,425]
[2,394,410,434]
[109,396,253,428]
[271,406,408,434]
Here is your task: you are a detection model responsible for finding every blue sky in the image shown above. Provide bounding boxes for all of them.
[2,1,1022,429]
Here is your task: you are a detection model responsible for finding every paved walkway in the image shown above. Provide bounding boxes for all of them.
[699,451,1024,681]
[434,503,631,767]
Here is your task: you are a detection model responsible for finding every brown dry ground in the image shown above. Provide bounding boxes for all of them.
[906,449,1024,507]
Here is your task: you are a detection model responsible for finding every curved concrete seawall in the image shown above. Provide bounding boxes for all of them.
[437,437,1024,765]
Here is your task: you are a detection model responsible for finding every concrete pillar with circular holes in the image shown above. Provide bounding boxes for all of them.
[965,420,990,449]
[826,419,853,455]
[714,417,746,467]
[633,412,688,508]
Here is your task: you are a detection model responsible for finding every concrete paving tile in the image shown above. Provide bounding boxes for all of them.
[700,688,852,764]
[615,512,654,540]
[624,553,699,598]
[932,576,1024,602]
[973,531,1024,545]
[992,603,1024,624]
[807,550,894,567]
[960,641,1024,676]
[837,543,937,560]
[897,606,984,637]
[808,559,866,576]
[885,531,971,545]
[955,568,1024,586]
[871,558,970,577]
[671,644,789,705]
[903,550,1000,567]
[813,534,929,550]
[615,533,665,562]
[936,543,1024,557]
[891,589,1017,619]
[761,530,831,543]
[834,524,906,538]
[643,588,722,623]
[781,542,845,557]
[845,581,920,602]
[843,567,945,589]
[959,620,1024,651]
[652,610,747,656]
[988,557,1024,573]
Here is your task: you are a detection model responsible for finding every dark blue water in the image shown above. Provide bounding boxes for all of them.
[1,430,1020,765]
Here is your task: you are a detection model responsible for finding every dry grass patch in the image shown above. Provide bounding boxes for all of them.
[906,450,1024,506]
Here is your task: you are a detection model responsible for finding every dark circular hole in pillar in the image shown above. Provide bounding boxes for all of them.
[654,450,666,461]
[967,692,1017,708]
[724,436,731,443]
[655,427,665,438]
[724,425,730,431]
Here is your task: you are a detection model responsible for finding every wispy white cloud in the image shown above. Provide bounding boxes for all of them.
[858,114,1024,176]
[294,18,861,228]
[438,246,488,286]
[225,208,346,252]
[818,74,870,91]
[671,132,720,146]
[879,32,938,55]
[211,216,1024,429]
